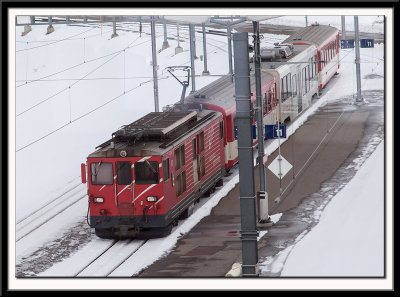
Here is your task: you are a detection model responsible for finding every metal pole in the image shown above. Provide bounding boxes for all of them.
[354,16,363,102]
[228,26,233,83]
[189,24,196,93]
[253,22,270,224]
[162,18,169,50]
[233,32,259,277]
[151,17,159,112]
[202,23,210,75]
[305,16,308,27]
[341,16,346,40]
[111,16,118,38]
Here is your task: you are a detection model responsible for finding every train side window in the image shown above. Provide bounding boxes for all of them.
[91,162,113,185]
[176,171,186,196]
[199,132,205,152]
[117,161,132,185]
[163,158,170,182]
[314,54,318,76]
[287,73,292,98]
[267,91,272,112]
[219,121,224,140]
[175,144,185,170]
[135,161,159,185]
[192,138,197,160]
[292,74,297,97]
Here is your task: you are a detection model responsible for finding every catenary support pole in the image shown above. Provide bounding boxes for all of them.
[233,32,259,277]
[341,16,346,40]
[354,16,363,102]
[162,18,169,50]
[151,17,160,112]
[202,23,210,75]
[252,21,270,224]
[228,26,233,83]
[189,24,196,93]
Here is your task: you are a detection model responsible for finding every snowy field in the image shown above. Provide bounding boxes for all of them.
[8,11,392,290]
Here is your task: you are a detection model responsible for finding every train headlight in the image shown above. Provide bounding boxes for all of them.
[93,197,104,203]
[146,196,157,202]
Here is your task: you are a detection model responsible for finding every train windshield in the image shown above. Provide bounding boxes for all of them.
[135,161,159,185]
[91,162,113,185]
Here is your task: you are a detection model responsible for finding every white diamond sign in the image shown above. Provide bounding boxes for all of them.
[268,154,292,179]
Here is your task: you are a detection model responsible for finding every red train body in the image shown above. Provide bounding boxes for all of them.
[82,24,339,239]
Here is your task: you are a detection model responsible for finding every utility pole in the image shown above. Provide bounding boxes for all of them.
[162,17,169,50]
[354,16,363,102]
[189,24,196,93]
[341,16,346,40]
[233,32,259,277]
[150,17,160,112]
[252,21,270,224]
[202,23,210,75]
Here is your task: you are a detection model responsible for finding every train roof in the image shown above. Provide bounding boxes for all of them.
[88,109,221,158]
[282,24,339,47]
[184,71,274,112]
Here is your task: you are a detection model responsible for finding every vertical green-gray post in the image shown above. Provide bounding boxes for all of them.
[354,16,363,102]
[151,17,159,112]
[233,32,259,277]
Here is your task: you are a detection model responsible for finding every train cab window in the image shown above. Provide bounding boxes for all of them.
[135,161,159,185]
[163,158,170,182]
[219,121,224,140]
[91,162,113,185]
[117,161,132,185]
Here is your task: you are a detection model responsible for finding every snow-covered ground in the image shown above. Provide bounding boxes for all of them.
[8,11,392,290]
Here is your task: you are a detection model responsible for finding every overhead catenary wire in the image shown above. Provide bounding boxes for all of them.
[16,75,169,153]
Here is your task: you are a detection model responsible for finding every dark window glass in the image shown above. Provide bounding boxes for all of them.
[219,121,224,140]
[175,145,185,170]
[199,132,205,152]
[163,158,169,182]
[176,171,186,196]
[117,162,132,185]
[135,161,159,184]
[292,74,297,97]
[91,162,113,185]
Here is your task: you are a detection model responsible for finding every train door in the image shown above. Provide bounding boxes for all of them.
[296,65,303,113]
[115,161,134,216]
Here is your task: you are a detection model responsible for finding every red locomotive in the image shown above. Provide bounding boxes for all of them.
[81,24,339,239]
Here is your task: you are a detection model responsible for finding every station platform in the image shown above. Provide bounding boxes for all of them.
[138,89,384,278]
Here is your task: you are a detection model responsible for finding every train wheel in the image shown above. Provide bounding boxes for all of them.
[216,178,223,187]
[95,228,114,239]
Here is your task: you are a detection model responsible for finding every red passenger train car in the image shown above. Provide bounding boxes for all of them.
[185,72,276,171]
[82,24,340,239]
[82,110,225,238]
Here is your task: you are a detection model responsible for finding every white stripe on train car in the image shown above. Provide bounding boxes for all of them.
[149,196,164,210]
[117,184,131,196]
[133,184,157,202]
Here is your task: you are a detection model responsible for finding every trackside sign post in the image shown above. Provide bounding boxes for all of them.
[234,124,287,140]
